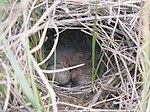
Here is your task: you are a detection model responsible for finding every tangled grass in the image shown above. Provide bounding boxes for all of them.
[0,0,150,112]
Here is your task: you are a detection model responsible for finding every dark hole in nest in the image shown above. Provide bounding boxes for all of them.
[44,28,108,87]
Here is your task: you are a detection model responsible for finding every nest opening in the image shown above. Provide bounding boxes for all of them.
[44,28,109,87]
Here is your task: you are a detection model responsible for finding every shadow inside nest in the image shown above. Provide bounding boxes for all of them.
[43,28,119,108]
[44,29,103,87]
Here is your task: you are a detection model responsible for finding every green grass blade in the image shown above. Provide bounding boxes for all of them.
[92,0,98,85]
[141,1,150,111]
[0,35,42,111]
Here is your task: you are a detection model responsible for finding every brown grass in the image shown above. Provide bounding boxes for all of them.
[0,0,147,112]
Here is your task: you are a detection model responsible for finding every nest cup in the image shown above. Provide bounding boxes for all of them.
[44,29,103,86]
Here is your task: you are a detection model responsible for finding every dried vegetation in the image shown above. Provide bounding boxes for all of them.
[0,0,149,112]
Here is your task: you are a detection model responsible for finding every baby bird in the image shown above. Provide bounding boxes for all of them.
[47,64,71,86]
[46,44,92,86]
[71,65,92,86]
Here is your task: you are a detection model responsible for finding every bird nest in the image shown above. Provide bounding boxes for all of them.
[0,0,142,111]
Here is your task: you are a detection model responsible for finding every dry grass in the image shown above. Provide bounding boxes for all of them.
[0,0,149,112]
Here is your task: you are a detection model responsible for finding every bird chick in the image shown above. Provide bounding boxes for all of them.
[46,45,93,86]
[47,64,71,86]
[71,64,92,86]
